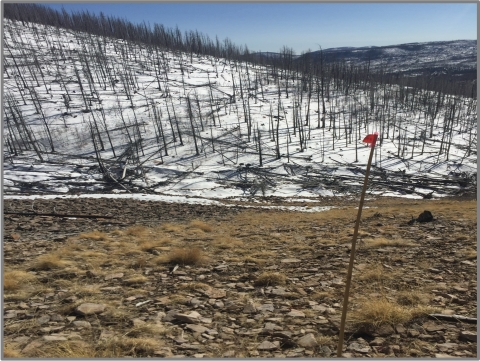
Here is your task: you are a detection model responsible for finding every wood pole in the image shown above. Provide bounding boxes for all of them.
[336,134,377,357]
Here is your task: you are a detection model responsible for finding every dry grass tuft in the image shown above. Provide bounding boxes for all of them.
[211,237,243,249]
[188,219,213,232]
[138,241,156,252]
[3,344,22,358]
[98,337,161,357]
[31,253,70,270]
[178,282,211,292]
[310,291,333,301]
[241,256,266,265]
[459,248,477,260]
[123,274,148,285]
[125,323,166,338]
[363,237,418,248]
[125,225,150,238]
[78,230,109,241]
[350,298,413,327]
[350,297,437,328]
[161,247,204,265]
[160,223,183,233]
[356,263,394,283]
[396,291,430,307]
[22,340,95,358]
[3,270,37,291]
[254,272,287,287]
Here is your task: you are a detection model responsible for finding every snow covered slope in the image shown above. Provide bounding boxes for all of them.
[3,20,477,202]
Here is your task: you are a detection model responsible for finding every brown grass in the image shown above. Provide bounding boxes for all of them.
[97,337,162,357]
[356,263,395,283]
[138,241,156,252]
[178,282,211,292]
[362,237,418,248]
[396,291,430,307]
[31,253,71,270]
[211,237,244,249]
[3,270,37,291]
[159,223,183,233]
[189,219,213,232]
[77,230,109,241]
[124,323,166,338]
[350,297,437,328]
[459,248,477,260]
[123,274,148,285]
[21,340,95,358]
[160,247,204,265]
[3,344,22,358]
[254,272,287,287]
[125,225,150,238]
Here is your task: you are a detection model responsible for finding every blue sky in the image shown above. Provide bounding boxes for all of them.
[44,3,476,54]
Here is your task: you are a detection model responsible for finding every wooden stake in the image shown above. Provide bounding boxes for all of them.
[336,134,377,357]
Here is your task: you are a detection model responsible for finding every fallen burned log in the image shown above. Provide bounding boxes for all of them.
[4,211,114,219]
[428,314,477,324]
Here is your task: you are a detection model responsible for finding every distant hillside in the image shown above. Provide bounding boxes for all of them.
[306,40,477,79]
[254,40,476,97]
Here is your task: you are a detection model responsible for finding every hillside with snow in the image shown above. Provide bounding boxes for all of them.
[3,19,477,203]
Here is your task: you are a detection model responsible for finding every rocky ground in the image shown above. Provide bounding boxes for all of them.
[3,195,477,358]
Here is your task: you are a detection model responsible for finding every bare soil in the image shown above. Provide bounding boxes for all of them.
[3,195,477,358]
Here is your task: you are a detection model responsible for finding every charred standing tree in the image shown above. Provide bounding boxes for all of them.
[186,96,199,156]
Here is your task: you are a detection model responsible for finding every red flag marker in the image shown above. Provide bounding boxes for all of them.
[336,132,378,357]
[362,132,378,147]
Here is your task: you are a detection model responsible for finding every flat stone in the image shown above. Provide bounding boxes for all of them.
[178,343,202,351]
[435,353,459,358]
[36,315,51,325]
[75,303,106,316]
[347,342,371,354]
[369,337,385,346]
[243,302,258,314]
[4,312,17,319]
[105,272,124,280]
[174,313,199,324]
[257,340,279,351]
[50,313,64,322]
[437,343,459,352]
[423,322,447,332]
[287,309,305,318]
[440,309,456,315]
[13,336,30,343]
[297,333,318,349]
[407,330,420,337]
[100,287,121,292]
[131,318,146,327]
[271,288,287,296]
[459,331,477,342]
[375,324,395,336]
[258,303,275,312]
[185,324,209,334]
[281,258,301,263]
[273,331,293,339]
[162,310,180,322]
[312,304,327,313]
[99,330,116,340]
[395,324,406,334]
[22,340,44,355]
[43,335,68,341]
[72,320,91,328]
[201,288,226,299]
